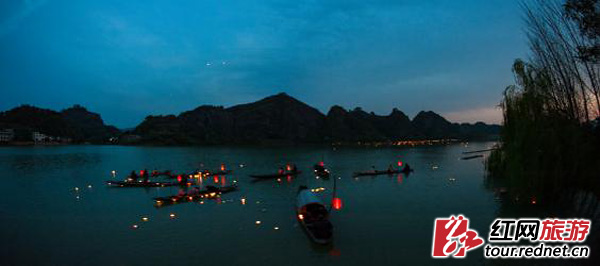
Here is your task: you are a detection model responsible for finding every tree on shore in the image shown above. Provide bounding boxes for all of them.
[488,0,600,202]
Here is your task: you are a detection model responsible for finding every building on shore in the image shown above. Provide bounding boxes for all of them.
[0,129,15,142]
[32,131,50,143]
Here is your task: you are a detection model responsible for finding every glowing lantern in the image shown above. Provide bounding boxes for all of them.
[177,175,182,183]
[213,176,219,184]
[140,170,144,176]
[286,164,291,171]
[319,161,324,167]
[241,198,246,205]
[220,164,226,171]
[221,176,226,186]
[332,198,343,210]
[397,161,403,167]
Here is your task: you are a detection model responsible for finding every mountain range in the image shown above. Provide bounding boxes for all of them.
[133,93,500,145]
[0,93,499,144]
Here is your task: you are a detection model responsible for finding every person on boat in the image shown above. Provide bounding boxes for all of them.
[290,164,298,173]
[387,164,395,173]
[128,171,138,182]
[402,163,412,173]
[142,169,149,182]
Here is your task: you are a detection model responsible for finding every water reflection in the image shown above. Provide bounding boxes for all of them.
[0,143,499,265]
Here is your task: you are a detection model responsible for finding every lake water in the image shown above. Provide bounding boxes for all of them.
[0,142,499,265]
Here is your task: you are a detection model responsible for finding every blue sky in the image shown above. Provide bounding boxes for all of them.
[0,0,528,128]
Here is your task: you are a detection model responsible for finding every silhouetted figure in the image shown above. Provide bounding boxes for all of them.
[142,168,149,182]
[402,163,412,173]
[388,164,395,173]
[128,171,138,182]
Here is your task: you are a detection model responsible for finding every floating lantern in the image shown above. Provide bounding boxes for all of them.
[87,185,92,189]
[531,196,537,205]
[332,198,343,210]
[298,214,304,220]
[199,201,204,204]
[241,198,246,205]
[132,224,139,229]
[319,161,324,167]
[169,213,176,219]
[142,217,149,222]
[255,221,261,225]
[74,187,79,191]
[274,227,279,230]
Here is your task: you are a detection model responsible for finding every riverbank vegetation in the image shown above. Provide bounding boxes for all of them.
[488,0,600,208]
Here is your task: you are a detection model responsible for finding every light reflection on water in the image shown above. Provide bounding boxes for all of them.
[0,143,497,265]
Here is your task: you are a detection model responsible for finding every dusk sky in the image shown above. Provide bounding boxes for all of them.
[0,0,528,128]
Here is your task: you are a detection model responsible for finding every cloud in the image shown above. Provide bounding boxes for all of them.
[443,106,503,124]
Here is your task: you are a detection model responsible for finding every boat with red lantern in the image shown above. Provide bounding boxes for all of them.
[250,164,301,179]
[153,185,238,207]
[353,162,413,177]
[296,186,333,245]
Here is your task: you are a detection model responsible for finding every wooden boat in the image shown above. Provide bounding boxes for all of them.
[154,185,238,207]
[353,166,413,177]
[105,180,179,187]
[200,169,232,176]
[250,170,302,179]
[296,186,333,245]
[151,170,173,177]
[461,154,484,160]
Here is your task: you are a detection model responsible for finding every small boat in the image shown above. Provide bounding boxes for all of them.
[105,180,179,187]
[200,169,232,176]
[154,185,238,207]
[313,163,330,178]
[296,186,333,245]
[353,166,413,177]
[461,154,484,160]
[250,170,302,179]
[151,170,173,177]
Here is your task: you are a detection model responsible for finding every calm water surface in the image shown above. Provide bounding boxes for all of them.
[0,142,498,265]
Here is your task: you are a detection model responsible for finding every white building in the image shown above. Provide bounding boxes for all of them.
[32,131,49,143]
[0,129,14,142]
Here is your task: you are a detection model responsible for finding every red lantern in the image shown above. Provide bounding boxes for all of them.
[220,164,226,171]
[397,161,403,167]
[221,176,226,186]
[319,161,324,167]
[140,170,144,175]
[332,198,342,210]
[213,176,219,184]
[177,175,182,183]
